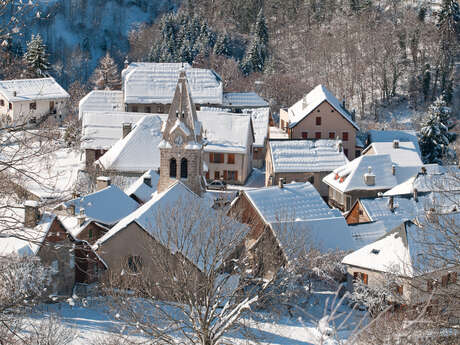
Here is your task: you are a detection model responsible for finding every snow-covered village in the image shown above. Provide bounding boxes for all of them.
[0,0,459,344]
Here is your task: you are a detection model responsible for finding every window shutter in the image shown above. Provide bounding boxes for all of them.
[363,273,368,285]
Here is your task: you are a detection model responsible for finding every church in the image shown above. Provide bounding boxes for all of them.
[92,71,211,296]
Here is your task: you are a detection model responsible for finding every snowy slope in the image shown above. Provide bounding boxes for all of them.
[17,0,177,86]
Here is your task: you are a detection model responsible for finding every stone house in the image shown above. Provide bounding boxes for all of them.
[0,77,69,123]
[265,139,348,198]
[0,201,103,295]
[229,182,355,279]
[342,217,460,305]
[279,85,361,160]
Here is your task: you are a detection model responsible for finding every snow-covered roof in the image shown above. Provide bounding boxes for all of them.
[269,126,289,139]
[343,214,460,277]
[269,139,349,173]
[95,115,164,173]
[81,111,166,150]
[323,154,419,193]
[384,165,457,197]
[78,90,124,120]
[368,129,420,155]
[363,141,423,167]
[0,212,55,257]
[198,112,253,154]
[249,108,270,147]
[124,170,159,203]
[287,85,359,130]
[222,92,269,108]
[0,77,69,102]
[349,188,460,247]
[123,63,223,105]
[61,185,139,226]
[243,182,355,252]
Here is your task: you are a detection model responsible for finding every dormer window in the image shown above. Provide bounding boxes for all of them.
[371,249,380,255]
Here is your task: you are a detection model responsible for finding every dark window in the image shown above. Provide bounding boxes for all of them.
[342,132,349,141]
[169,158,177,178]
[329,132,335,139]
[145,106,151,113]
[30,102,36,110]
[315,132,321,139]
[302,132,308,139]
[353,272,368,285]
[0,99,4,106]
[127,256,143,273]
[316,117,321,125]
[214,171,220,180]
[226,170,238,181]
[227,153,235,164]
[8,102,12,110]
[210,153,224,163]
[180,158,188,178]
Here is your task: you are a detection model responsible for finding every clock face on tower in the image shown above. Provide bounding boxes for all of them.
[174,134,184,146]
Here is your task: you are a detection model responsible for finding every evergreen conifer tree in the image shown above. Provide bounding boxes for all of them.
[23,34,50,78]
[419,97,457,164]
[213,33,231,57]
[241,9,269,75]
[90,52,121,90]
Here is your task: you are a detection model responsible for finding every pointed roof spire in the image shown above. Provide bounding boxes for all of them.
[162,70,201,144]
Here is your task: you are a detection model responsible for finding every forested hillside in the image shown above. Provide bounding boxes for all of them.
[128,0,459,126]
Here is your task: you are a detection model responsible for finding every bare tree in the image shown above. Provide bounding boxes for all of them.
[103,198,263,345]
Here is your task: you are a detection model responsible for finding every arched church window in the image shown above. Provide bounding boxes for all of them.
[180,158,188,178]
[170,158,177,178]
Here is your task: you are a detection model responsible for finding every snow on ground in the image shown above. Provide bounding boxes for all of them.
[25,290,365,345]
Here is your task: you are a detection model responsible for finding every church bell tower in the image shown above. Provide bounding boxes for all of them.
[157,70,204,196]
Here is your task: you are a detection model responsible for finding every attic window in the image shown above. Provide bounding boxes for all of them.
[371,249,380,255]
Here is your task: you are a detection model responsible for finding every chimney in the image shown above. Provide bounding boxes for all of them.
[122,123,132,138]
[342,97,346,108]
[13,91,17,97]
[413,188,418,202]
[143,175,152,187]
[351,109,356,121]
[388,196,394,212]
[278,178,284,189]
[392,164,396,176]
[96,176,111,191]
[393,139,400,149]
[363,166,375,186]
[124,56,129,69]
[337,141,343,152]
[68,204,75,216]
[77,213,86,226]
[24,200,40,228]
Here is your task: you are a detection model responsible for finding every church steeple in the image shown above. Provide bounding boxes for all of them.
[157,70,204,196]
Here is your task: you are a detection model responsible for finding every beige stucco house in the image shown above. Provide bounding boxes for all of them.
[199,112,254,185]
[265,139,348,198]
[279,85,361,160]
[0,77,69,123]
